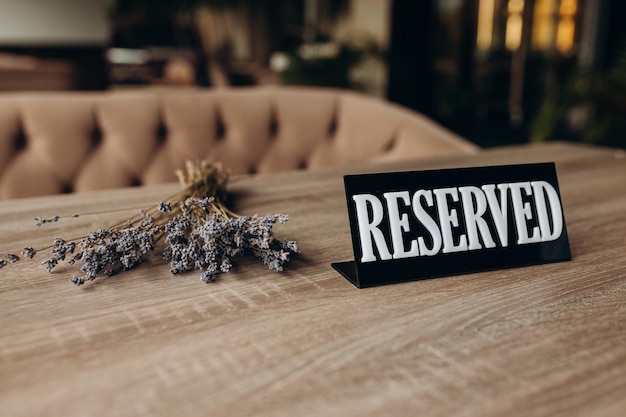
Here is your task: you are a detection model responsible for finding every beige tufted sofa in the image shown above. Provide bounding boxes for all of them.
[0,87,478,199]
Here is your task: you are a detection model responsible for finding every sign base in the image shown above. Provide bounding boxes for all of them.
[331,261,360,287]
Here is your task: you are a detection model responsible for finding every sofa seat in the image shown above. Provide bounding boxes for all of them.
[0,87,478,199]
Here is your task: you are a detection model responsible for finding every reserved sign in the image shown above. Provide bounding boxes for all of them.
[332,163,571,288]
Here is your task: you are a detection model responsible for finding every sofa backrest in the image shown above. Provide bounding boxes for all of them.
[0,87,478,199]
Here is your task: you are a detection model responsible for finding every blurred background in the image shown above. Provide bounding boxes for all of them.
[1,0,625,149]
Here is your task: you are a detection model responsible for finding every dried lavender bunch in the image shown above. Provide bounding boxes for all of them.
[161,198,297,283]
[2,161,299,285]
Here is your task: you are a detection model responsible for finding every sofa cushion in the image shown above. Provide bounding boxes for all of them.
[0,87,478,199]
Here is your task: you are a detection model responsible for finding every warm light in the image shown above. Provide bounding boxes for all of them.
[556,0,577,53]
[560,0,577,15]
[532,0,556,50]
[508,0,525,14]
[505,0,525,51]
[477,0,578,55]
[556,18,575,53]
[476,0,496,51]
[505,15,523,51]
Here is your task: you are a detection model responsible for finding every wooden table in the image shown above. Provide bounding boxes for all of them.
[1,143,625,417]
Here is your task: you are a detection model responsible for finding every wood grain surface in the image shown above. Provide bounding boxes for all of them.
[1,143,625,417]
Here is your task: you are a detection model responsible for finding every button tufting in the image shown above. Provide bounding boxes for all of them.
[269,108,279,140]
[91,128,102,146]
[215,110,226,141]
[14,130,27,152]
[383,135,397,152]
[157,123,167,144]
[0,88,478,199]
[327,115,338,140]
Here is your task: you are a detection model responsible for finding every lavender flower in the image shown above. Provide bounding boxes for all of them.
[22,247,37,259]
[5,161,299,286]
[70,276,85,286]
[160,202,299,283]
[158,201,171,213]
[42,258,58,273]
[34,216,60,227]
[6,253,20,263]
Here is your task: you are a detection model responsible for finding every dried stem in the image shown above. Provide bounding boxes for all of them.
[1,161,299,285]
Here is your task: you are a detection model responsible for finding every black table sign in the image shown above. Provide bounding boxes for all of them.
[332,163,571,288]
